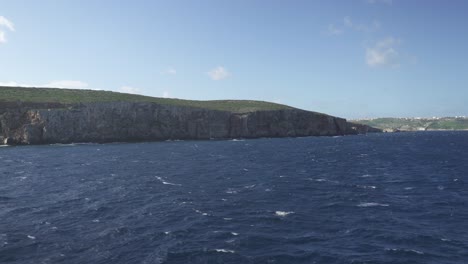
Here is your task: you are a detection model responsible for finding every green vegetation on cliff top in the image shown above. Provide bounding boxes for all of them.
[0,86,293,113]
[354,117,468,131]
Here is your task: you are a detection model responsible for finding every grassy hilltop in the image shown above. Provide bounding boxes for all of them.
[354,117,468,131]
[0,86,293,114]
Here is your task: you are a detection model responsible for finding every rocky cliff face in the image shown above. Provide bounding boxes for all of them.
[0,102,379,145]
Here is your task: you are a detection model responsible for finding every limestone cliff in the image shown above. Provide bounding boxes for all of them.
[0,101,380,145]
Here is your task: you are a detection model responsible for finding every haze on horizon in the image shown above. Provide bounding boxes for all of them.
[1,0,467,119]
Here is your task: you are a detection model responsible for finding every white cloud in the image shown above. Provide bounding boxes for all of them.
[366,37,401,67]
[0,16,15,31]
[0,16,14,44]
[0,81,22,86]
[344,16,380,33]
[0,31,5,43]
[162,91,170,98]
[207,66,230,80]
[0,80,91,89]
[326,24,343,36]
[44,80,89,89]
[161,67,176,75]
[367,0,392,5]
[119,86,141,94]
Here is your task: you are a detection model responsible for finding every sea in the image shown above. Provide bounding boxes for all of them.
[1,132,467,264]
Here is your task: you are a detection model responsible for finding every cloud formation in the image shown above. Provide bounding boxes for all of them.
[0,16,15,43]
[0,80,91,89]
[45,80,89,89]
[207,66,230,80]
[326,24,343,36]
[344,16,380,33]
[0,16,14,31]
[366,37,401,67]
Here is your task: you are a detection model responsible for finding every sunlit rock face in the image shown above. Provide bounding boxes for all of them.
[0,102,380,145]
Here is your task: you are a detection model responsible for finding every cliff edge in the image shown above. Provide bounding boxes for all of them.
[0,87,380,145]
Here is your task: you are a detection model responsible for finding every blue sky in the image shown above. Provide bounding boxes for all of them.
[1,0,467,118]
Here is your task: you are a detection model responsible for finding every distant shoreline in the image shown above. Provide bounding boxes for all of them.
[353,117,468,132]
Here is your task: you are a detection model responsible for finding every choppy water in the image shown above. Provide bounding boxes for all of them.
[1,132,468,264]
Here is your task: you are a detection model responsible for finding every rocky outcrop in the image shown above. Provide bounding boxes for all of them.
[0,102,380,145]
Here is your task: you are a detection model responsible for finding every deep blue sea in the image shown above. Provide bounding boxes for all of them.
[1,132,468,264]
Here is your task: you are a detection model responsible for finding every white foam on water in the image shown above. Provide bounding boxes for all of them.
[194,209,208,216]
[358,202,389,207]
[243,168,249,172]
[155,176,181,186]
[225,189,237,194]
[230,139,245,142]
[231,232,239,236]
[275,211,294,217]
[357,185,376,189]
[223,218,233,221]
[385,248,424,255]
[441,238,451,242]
[404,187,414,190]
[360,174,372,178]
[215,249,235,253]
[92,219,100,223]
[162,181,181,186]
[244,184,256,189]
[164,231,170,235]
[27,235,36,240]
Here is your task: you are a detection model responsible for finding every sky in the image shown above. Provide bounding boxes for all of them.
[1,0,467,119]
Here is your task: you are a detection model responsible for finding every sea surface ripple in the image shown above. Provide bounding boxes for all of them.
[1,132,468,263]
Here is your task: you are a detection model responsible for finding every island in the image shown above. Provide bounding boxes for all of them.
[0,86,380,145]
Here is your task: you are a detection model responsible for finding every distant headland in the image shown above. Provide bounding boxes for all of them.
[353,117,468,132]
[0,86,380,145]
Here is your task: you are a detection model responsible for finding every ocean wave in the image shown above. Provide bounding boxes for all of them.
[356,185,376,189]
[155,176,181,186]
[357,202,389,207]
[214,249,235,253]
[385,248,424,255]
[194,209,209,216]
[275,211,294,217]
